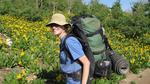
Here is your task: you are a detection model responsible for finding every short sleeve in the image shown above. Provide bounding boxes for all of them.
[65,37,85,60]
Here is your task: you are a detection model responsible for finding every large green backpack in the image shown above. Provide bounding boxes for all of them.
[70,14,129,75]
[62,15,129,83]
[70,15,112,78]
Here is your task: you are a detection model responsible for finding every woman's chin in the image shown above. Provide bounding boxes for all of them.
[53,33,59,36]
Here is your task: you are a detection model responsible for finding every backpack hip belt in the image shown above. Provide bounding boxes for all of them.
[65,69,82,81]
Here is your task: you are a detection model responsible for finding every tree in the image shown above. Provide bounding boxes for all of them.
[111,0,123,19]
[88,0,110,22]
[120,2,150,38]
[71,0,88,15]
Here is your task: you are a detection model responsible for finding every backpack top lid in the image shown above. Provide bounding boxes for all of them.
[81,16,101,33]
[71,15,101,34]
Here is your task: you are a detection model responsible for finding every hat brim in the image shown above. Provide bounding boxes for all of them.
[46,23,51,27]
[46,22,70,27]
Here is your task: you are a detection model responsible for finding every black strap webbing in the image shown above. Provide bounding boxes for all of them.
[86,26,112,50]
[60,35,80,64]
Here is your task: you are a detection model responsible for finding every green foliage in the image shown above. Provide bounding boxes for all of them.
[111,0,123,19]
[119,3,150,38]
[144,3,150,18]
[0,22,4,33]
[1,14,150,84]
[71,0,88,15]
[30,79,45,84]
[92,73,123,84]
[3,72,22,84]
[142,33,150,45]
[0,0,45,21]
[1,0,149,39]
[106,2,150,39]
[0,0,150,83]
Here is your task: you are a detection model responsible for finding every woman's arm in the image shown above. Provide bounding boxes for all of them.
[79,55,90,84]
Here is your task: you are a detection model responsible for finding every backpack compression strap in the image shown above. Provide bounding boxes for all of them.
[86,26,112,50]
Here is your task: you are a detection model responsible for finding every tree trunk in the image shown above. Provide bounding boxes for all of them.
[36,0,39,11]
[39,0,43,8]
[52,2,56,14]
[68,0,72,14]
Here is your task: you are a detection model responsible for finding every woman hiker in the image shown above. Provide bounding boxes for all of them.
[46,13,90,84]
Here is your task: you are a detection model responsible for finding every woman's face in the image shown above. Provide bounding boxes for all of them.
[50,24,65,36]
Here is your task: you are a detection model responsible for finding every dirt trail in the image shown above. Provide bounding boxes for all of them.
[0,68,11,84]
[0,67,37,84]
[0,68,150,84]
[120,68,150,84]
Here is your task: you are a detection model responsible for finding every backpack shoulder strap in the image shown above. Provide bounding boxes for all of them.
[99,27,112,50]
[60,34,80,64]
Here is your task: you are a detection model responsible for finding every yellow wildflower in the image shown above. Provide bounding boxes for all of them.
[21,69,26,76]
[140,48,144,55]
[20,50,25,57]
[23,34,28,41]
[0,38,2,44]
[130,59,135,64]
[18,61,22,66]
[16,73,22,80]
[124,47,128,51]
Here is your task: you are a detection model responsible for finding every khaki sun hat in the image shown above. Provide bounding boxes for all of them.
[46,13,69,27]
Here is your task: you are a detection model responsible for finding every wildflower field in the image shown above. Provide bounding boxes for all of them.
[0,15,150,84]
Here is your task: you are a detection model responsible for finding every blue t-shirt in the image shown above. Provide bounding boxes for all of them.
[60,36,85,74]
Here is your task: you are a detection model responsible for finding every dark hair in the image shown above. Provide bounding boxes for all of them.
[63,24,71,33]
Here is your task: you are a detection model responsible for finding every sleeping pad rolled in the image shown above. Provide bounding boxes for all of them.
[107,50,129,75]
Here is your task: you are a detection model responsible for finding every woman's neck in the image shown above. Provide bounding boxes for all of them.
[59,32,67,39]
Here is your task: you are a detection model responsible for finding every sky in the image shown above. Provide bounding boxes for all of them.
[84,0,149,11]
